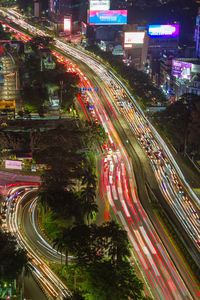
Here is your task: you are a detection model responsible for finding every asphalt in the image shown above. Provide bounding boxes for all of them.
[24,273,48,300]
[20,194,62,263]
[0,20,199,298]
[0,170,40,188]
[58,55,200,297]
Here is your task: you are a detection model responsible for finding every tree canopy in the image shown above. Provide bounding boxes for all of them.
[34,117,146,299]
[20,36,80,113]
[157,94,200,154]
[86,45,166,108]
[16,0,33,13]
[0,230,27,280]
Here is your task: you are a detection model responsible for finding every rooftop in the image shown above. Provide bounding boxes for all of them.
[175,58,200,65]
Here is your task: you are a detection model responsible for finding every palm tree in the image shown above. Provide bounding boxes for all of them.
[103,221,130,264]
[53,228,73,266]
[81,165,97,189]
[52,236,65,265]
[78,186,98,224]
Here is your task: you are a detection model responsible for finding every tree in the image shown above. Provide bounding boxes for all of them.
[78,186,98,224]
[53,225,91,266]
[69,291,85,300]
[16,0,33,13]
[0,230,27,280]
[157,94,200,154]
[53,236,66,265]
[82,260,145,300]
[81,164,97,188]
[44,68,79,109]
[22,84,47,112]
[86,45,166,107]
[0,23,11,40]
[29,36,54,50]
[100,221,130,264]
[60,221,130,266]
[157,98,190,151]
[39,188,80,222]
[188,98,200,151]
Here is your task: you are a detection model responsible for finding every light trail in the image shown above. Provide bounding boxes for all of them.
[0,9,199,298]
[3,186,71,300]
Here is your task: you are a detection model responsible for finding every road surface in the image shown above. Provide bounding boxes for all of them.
[1,9,199,299]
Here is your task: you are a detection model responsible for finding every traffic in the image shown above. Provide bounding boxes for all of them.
[0,8,199,299]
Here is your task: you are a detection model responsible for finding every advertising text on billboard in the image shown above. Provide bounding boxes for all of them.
[148,24,180,38]
[5,160,22,170]
[64,16,71,32]
[172,60,192,80]
[90,0,110,11]
[124,32,145,45]
[89,10,127,25]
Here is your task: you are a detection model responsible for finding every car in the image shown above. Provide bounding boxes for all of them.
[2,205,7,211]
[103,143,108,151]
[1,213,6,219]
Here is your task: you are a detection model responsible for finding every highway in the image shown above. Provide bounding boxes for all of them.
[2,186,71,300]
[2,7,199,248]
[21,196,63,263]
[24,272,48,300]
[45,52,198,298]
[0,170,40,186]
[0,8,199,299]
[3,185,194,299]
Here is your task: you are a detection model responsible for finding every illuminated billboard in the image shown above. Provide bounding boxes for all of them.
[0,100,16,109]
[5,160,22,170]
[88,10,127,25]
[172,60,192,80]
[90,0,110,11]
[124,32,145,47]
[64,16,71,33]
[147,24,180,38]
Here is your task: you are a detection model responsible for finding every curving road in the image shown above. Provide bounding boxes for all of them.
[0,8,199,299]
[3,186,71,300]
[52,52,198,299]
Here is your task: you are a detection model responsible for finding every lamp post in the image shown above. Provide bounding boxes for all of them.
[59,80,64,119]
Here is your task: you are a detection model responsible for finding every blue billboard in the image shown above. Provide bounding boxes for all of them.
[147,24,180,38]
[88,10,127,25]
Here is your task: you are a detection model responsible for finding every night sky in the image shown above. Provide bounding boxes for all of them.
[128,0,198,42]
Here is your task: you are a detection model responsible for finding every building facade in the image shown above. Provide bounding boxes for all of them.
[195,8,200,58]
[148,37,179,86]
[49,0,86,32]
[111,0,133,9]
[171,58,200,99]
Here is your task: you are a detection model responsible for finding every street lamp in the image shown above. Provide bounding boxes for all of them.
[59,80,64,119]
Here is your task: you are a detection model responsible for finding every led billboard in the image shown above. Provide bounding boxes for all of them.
[124,32,145,46]
[64,16,71,33]
[147,24,180,38]
[88,10,127,25]
[172,60,192,80]
[90,0,110,11]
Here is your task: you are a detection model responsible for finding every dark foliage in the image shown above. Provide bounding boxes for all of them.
[0,230,27,280]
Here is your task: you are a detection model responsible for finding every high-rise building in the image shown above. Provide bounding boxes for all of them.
[50,0,80,15]
[171,58,200,99]
[34,0,41,18]
[111,0,132,9]
[195,8,200,58]
[49,0,87,32]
